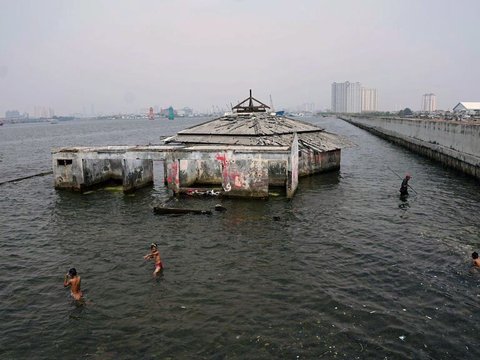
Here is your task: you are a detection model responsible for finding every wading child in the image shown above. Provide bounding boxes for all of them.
[144,243,163,276]
[472,252,480,267]
[63,268,83,300]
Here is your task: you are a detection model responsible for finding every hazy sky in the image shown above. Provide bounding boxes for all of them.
[1,0,479,114]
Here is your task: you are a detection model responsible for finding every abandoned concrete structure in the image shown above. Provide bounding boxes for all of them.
[52,92,349,198]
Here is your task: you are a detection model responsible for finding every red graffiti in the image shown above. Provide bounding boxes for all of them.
[215,153,232,191]
[167,161,179,184]
[215,154,227,166]
[215,154,229,175]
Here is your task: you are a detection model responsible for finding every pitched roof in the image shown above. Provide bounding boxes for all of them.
[454,102,480,110]
[164,113,352,151]
[174,113,323,136]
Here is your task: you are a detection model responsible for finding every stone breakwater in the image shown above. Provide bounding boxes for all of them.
[340,116,480,180]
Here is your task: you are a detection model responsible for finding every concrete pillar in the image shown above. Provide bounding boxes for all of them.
[286,133,299,198]
[165,157,180,194]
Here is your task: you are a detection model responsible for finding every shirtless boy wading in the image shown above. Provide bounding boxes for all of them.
[144,243,163,276]
[63,268,83,300]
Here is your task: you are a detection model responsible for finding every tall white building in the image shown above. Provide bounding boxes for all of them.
[331,82,362,113]
[361,88,378,112]
[422,93,436,112]
[33,106,53,118]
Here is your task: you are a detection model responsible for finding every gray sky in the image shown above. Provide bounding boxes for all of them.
[1,0,479,114]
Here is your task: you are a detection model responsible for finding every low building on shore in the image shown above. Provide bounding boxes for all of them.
[453,102,480,117]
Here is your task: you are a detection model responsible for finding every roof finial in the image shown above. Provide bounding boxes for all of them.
[232,90,271,113]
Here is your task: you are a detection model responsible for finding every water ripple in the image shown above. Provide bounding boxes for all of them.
[1,117,480,358]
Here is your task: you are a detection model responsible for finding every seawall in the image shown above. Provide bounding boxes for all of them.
[340,116,480,180]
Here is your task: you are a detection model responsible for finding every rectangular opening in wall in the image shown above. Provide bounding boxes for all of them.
[57,159,73,166]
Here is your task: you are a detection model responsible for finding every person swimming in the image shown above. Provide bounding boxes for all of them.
[144,243,163,276]
[63,268,83,300]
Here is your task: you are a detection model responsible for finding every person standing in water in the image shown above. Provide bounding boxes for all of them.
[400,174,411,197]
[144,243,163,276]
[63,268,83,300]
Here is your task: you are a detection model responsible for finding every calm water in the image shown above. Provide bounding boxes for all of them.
[1,116,479,359]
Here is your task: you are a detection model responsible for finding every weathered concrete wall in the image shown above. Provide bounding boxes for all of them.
[52,142,343,197]
[53,155,84,191]
[53,151,153,192]
[343,117,480,179]
[268,160,287,186]
[83,159,123,188]
[347,117,480,157]
[179,159,198,186]
[122,157,153,192]
[321,150,341,172]
[299,149,340,176]
[195,159,223,185]
[165,150,273,198]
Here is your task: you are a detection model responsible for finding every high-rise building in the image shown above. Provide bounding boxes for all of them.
[361,88,378,112]
[422,93,436,112]
[331,82,362,113]
[33,106,54,118]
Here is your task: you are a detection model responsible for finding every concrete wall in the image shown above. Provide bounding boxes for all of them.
[53,151,153,192]
[349,117,480,157]
[299,149,341,176]
[165,150,275,198]
[83,158,123,188]
[122,157,153,192]
[52,142,343,197]
[343,117,480,179]
[268,160,287,186]
[193,160,223,185]
[53,155,84,191]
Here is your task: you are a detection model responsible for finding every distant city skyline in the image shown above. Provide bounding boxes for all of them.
[1,0,479,115]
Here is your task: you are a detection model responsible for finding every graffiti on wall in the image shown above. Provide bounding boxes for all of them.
[215,153,232,192]
[166,161,179,185]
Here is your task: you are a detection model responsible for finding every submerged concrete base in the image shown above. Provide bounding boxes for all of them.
[52,142,342,197]
[53,150,154,193]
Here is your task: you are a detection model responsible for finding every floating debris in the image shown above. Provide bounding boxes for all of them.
[153,207,212,215]
[214,204,227,211]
